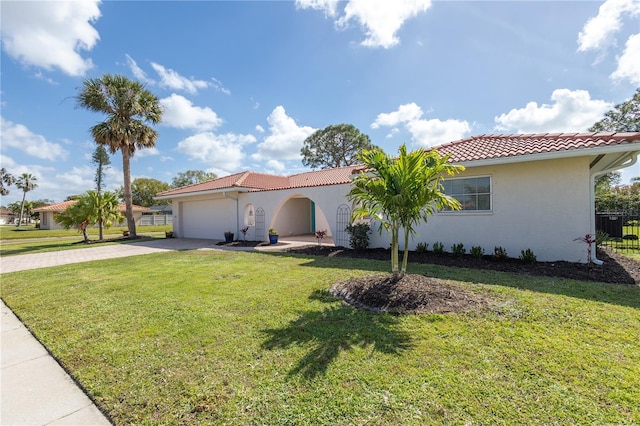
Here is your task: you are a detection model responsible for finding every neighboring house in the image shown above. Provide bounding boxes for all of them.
[34,200,149,230]
[0,209,16,225]
[156,132,640,264]
[145,205,173,215]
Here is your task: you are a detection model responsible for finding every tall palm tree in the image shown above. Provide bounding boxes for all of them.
[15,173,38,227]
[349,145,463,278]
[76,74,162,238]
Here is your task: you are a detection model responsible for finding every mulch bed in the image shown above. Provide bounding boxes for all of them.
[330,273,494,314]
[285,246,640,285]
[220,241,639,314]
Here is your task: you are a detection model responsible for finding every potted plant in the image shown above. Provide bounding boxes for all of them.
[224,231,234,243]
[268,228,279,245]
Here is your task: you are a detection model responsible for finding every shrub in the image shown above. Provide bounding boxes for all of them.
[345,223,370,250]
[415,242,428,253]
[595,230,609,248]
[493,246,508,260]
[451,243,465,256]
[519,248,537,263]
[470,246,484,259]
[432,241,445,254]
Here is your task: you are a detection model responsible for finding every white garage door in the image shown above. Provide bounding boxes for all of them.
[181,199,232,239]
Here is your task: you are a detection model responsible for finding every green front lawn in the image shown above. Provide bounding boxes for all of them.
[2,251,639,425]
[0,224,172,240]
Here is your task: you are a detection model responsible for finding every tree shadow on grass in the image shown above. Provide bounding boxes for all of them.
[261,289,413,379]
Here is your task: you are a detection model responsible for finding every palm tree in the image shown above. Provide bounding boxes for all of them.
[55,191,122,242]
[1,168,16,196]
[348,145,463,278]
[15,173,38,226]
[76,74,162,238]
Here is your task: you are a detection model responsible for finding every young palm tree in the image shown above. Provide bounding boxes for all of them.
[76,74,162,238]
[349,144,463,278]
[55,191,122,242]
[15,173,38,226]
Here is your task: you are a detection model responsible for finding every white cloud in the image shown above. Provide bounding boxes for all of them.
[151,62,209,94]
[0,117,69,161]
[296,0,431,48]
[296,0,341,16]
[372,102,423,128]
[177,132,256,172]
[372,103,470,147]
[252,106,317,161]
[0,0,101,76]
[160,94,223,131]
[577,0,640,85]
[134,147,160,158]
[494,89,613,133]
[266,159,286,172]
[256,125,265,133]
[210,77,231,96]
[611,33,640,85]
[577,0,640,52]
[125,54,151,83]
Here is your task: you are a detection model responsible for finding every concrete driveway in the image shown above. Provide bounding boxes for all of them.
[0,238,225,274]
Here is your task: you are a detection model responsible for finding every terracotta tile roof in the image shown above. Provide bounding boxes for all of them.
[273,166,360,190]
[0,209,14,215]
[157,166,360,197]
[33,201,149,212]
[432,132,640,163]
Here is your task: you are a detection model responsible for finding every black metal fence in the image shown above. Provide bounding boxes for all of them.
[596,210,640,252]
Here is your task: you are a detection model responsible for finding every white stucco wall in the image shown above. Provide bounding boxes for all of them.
[368,156,592,262]
[237,184,352,243]
[167,156,593,262]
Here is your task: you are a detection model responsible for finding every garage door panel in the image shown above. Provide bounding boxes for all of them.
[181,199,232,239]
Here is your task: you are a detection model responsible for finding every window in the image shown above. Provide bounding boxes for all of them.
[441,176,491,212]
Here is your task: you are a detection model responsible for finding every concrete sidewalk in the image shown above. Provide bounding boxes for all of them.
[1,301,111,425]
[0,236,318,425]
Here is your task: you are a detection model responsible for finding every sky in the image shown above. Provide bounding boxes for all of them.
[1,0,639,206]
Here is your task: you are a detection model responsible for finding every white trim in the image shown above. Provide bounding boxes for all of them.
[454,143,640,168]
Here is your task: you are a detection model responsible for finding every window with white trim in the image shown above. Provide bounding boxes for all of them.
[442,176,491,212]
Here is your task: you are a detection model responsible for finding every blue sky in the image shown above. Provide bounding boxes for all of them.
[1,0,639,206]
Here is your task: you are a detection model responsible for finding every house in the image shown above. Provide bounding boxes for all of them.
[0,209,16,225]
[34,200,149,230]
[155,132,640,264]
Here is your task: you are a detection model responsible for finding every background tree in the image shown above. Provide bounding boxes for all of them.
[129,178,171,207]
[301,124,377,169]
[171,170,217,188]
[589,88,639,133]
[589,88,640,211]
[92,145,112,239]
[15,173,38,226]
[348,145,463,278]
[92,145,111,194]
[55,191,122,242]
[1,168,16,195]
[76,74,162,238]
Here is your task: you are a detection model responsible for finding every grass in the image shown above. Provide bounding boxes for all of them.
[2,250,639,425]
[0,225,172,256]
[0,224,172,240]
